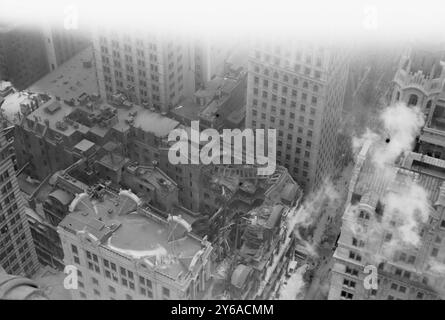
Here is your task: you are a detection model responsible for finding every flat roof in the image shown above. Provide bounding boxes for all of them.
[28,46,99,101]
[74,139,95,152]
[25,96,180,138]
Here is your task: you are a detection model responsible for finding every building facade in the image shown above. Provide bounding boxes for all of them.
[57,186,213,300]
[92,28,195,113]
[329,142,445,300]
[390,46,445,160]
[245,40,349,192]
[0,130,39,277]
[0,23,49,90]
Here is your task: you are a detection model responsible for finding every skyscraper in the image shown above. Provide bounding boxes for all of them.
[245,40,349,192]
[92,28,195,113]
[0,129,39,277]
[0,23,49,90]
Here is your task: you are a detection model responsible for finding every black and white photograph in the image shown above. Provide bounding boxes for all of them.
[0,0,444,310]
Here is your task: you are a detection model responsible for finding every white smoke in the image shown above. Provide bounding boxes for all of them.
[352,102,425,168]
[291,179,340,257]
[294,179,340,227]
[346,102,430,264]
[373,103,425,167]
[279,264,308,299]
[382,181,430,247]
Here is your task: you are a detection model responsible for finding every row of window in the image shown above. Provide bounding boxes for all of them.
[72,246,171,299]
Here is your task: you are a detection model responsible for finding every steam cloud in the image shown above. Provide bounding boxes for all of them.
[352,102,425,168]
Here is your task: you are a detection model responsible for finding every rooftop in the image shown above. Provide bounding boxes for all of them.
[23,94,180,138]
[59,186,210,281]
[125,164,177,193]
[27,46,99,101]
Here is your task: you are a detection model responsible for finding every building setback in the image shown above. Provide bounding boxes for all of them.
[245,40,349,193]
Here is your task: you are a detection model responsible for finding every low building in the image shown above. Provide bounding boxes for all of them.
[170,65,247,131]
[229,204,298,299]
[57,185,213,300]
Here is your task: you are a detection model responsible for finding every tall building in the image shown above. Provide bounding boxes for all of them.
[194,37,243,89]
[0,129,39,277]
[0,23,49,90]
[329,142,445,300]
[245,40,349,192]
[92,28,195,113]
[57,185,213,300]
[42,21,90,72]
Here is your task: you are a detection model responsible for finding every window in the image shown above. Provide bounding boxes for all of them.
[408,94,418,106]
[343,279,356,289]
[109,286,116,293]
[349,251,362,262]
[345,266,359,277]
[162,287,170,297]
[340,290,353,300]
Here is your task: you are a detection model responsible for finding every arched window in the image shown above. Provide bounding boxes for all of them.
[408,94,418,106]
[396,91,400,101]
[426,99,432,110]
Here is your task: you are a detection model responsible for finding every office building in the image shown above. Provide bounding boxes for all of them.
[0,129,40,277]
[245,40,349,192]
[0,23,49,90]
[93,28,195,113]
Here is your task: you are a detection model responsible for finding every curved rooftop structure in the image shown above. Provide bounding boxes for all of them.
[0,270,48,300]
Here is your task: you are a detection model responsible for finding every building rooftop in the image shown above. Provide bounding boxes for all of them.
[125,164,177,193]
[23,94,180,139]
[352,148,445,209]
[59,186,210,281]
[27,46,99,101]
